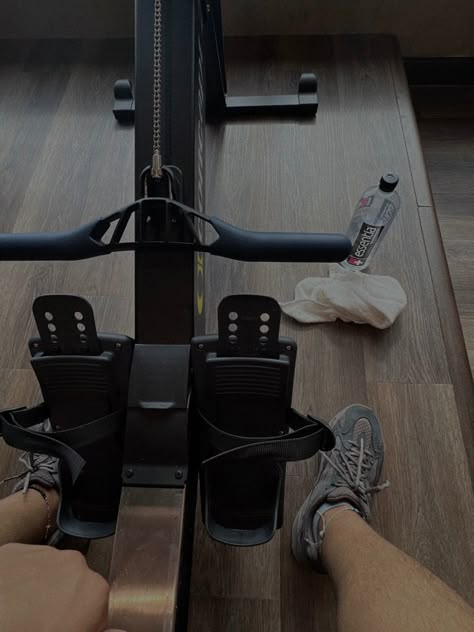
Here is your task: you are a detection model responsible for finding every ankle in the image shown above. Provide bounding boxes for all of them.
[324,505,355,520]
[319,505,361,542]
[30,485,60,514]
[313,501,360,541]
[320,508,370,576]
[28,486,59,542]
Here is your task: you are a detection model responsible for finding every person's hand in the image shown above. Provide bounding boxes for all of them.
[0,543,124,632]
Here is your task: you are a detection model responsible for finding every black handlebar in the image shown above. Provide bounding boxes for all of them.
[0,199,351,263]
[206,217,350,262]
[0,221,109,261]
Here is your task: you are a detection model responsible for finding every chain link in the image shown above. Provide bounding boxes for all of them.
[151,0,163,178]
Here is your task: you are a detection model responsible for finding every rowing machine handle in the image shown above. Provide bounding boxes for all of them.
[0,221,108,261]
[206,217,352,262]
[0,212,351,263]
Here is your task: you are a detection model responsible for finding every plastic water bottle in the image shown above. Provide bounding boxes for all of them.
[339,173,400,271]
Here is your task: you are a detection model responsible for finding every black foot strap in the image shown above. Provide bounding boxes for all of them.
[202,408,333,465]
[200,408,334,546]
[0,404,121,538]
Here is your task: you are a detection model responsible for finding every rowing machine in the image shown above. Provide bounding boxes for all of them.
[0,2,348,631]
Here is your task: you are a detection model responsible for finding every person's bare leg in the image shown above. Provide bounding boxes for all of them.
[322,507,474,632]
[292,405,474,632]
[0,488,59,546]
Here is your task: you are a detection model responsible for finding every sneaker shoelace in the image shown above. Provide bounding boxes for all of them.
[320,436,390,502]
[0,452,58,493]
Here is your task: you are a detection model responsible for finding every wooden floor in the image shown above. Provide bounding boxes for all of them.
[412,86,474,373]
[0,36,473,631]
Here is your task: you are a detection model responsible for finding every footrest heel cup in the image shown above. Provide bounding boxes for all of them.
[205,519,278,547]
[202,463,284,546]
[56,464,121,539]
[57,497,119,539]
[57,509,117,539]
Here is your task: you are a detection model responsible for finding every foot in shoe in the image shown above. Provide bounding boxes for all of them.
[0,420,60,494]
[291,404,389,573]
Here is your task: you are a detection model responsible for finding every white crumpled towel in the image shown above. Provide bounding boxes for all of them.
[280,265,407,329]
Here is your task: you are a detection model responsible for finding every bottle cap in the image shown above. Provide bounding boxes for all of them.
[379,173,399,192]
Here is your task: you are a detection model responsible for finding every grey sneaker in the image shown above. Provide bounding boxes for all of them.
[292,404,389,573]
[0,420,60,494]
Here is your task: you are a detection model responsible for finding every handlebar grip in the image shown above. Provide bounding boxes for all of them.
[0,222,107,261]
[207,217,352,262]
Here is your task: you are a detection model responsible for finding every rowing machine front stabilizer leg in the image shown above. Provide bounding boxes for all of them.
[0,295,133,538]
[191,295,335,546]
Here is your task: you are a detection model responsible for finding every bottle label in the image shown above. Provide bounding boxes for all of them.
[379,199,396,223]
[357,195,375,209]
[346,222,384,267]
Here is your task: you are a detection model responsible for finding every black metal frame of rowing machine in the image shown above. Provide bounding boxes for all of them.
[107,2,318,631]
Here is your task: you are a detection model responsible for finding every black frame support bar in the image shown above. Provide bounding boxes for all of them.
[225,90,318,116]
[134,0,202,344]
[109,2,204,631]
[205,1,318,117]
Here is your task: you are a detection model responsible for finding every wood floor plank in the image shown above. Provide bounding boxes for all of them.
[0,43,72,234]
[418,206,474,473]
[286,322,369,476]
[11,47,134,298]
[367,382,474,605]
[188,596,280,632]
[443,241,474,295]
[461,318,474,353]
[331,36,450,384]
[413,87,474,376]
[191,515,280,600]
[452,291,474,320]
[411,86,474,120]
[85,295,134,339]
[418,119,474,216]
[87,536,115,578]
[389,39,433,208]
[438,215,474,242]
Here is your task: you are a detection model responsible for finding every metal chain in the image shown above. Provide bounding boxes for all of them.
[151,0,163,178]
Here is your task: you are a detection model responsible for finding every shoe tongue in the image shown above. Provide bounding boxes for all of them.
[328,486,359,505]
[328,486,369,517]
